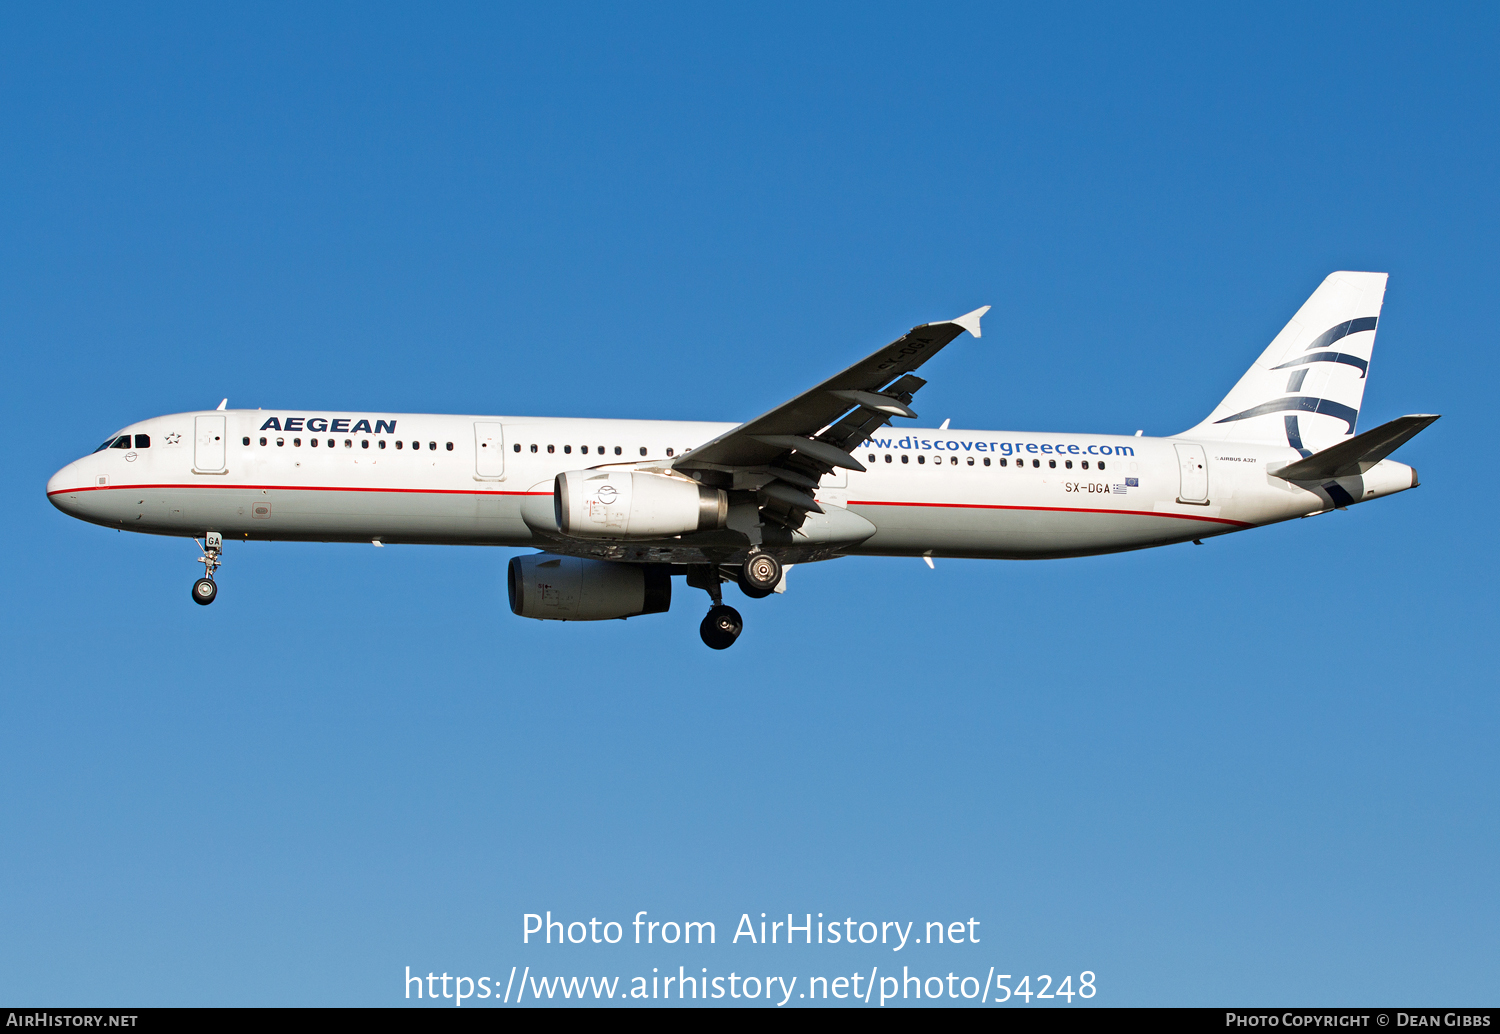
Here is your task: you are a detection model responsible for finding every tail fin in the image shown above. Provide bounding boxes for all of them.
[1179,271,1388,454]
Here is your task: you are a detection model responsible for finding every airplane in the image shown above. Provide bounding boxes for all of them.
[48,271,1436,649]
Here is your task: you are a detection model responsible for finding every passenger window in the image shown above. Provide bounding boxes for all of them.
[868,453,876,463]
[548,445,555,454]
[884,454,892,463]
[428,442,436,450]
[951,456,958,465]
[446,442,453,451]
[1081,460,1088,469]
[666,448,674,457]
[901,455,909,464]
[293,438,302,447]
[410,441,418,450]
[1048,459,1056,468]
[310,438,319,447]
[639,447,647,456]
[983,457,991,466]
[614,446,622,455]
[513,443,521,452]
[967,457,974,466]
[242,437,251,446]
[396,440,403,450]
[1098,461,1106,471]
[918,455,925,464]
[598,445,605,454]
[1033,459,1040,468]
[276,438,285,447]
[362,440,370,449]
[346,439,353,448]
[998,458,1005,467]
[379,440,386,449]
[564,445,572,454]
[580,446,588,454]
[326,439,333,448]
[1064,460,1072,469]
[531,444,538,453]
[259,437,267,446]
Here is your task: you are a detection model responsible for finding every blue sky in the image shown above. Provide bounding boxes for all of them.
[1,2,1495,1007]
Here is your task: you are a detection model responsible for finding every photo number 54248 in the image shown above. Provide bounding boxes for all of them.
[994,972,1096,1003]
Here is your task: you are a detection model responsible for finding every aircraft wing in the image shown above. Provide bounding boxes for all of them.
[673,306,989,525]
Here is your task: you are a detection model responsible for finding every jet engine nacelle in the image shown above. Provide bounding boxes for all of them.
[555,470,728,539]
[507,553,672,621]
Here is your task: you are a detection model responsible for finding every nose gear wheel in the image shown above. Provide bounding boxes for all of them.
[191,532,223,606]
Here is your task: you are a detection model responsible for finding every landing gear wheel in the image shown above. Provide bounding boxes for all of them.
[699,604,743,650]
[740,552,781,594]
[738,579,774,600]
[191,577,218,606]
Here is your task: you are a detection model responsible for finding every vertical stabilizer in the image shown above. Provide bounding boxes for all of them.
[1178,272,1388,454]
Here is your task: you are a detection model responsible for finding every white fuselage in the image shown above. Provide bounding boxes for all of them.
[46,409,1418,563]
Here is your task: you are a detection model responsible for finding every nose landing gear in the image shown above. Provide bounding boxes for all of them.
[191,532,223,606]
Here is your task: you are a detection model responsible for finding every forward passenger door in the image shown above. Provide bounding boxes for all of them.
[194,415,227,473]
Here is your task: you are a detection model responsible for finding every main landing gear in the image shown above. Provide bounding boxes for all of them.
[700,604,743,651]
[737,551,782,599]
[191,532,222,606]
[691,553,782,649]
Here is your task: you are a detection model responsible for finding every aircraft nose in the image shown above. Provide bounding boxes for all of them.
[47,459,88,514]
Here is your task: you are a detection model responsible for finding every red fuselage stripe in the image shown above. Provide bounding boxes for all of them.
[48,483,1252,528]
[846,498,1252,528]
[48,483,551,498]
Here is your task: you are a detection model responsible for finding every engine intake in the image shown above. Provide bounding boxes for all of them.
[508,554,672,621]
[555,470,728,539]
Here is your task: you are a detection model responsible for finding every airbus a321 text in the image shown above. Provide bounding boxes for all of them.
[49,272,1436,648]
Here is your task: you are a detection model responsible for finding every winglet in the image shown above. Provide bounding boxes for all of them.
[948,305,990,339]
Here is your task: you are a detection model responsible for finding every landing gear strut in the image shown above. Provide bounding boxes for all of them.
[689,563,744,649]
[191,532,222,606]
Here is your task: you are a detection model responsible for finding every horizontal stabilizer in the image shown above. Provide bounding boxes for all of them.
[1269,414,1439,481]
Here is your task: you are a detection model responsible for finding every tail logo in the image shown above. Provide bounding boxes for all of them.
[1213,316,1378,452]
[1213,395,1360,433]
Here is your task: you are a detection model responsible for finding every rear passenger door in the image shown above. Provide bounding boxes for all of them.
[1174,442,1209,504]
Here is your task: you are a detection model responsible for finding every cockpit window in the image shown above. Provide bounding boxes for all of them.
[134,434,150,449]
[110,435,131,449]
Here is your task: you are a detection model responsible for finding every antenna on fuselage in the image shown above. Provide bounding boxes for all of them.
[216,399,227,411]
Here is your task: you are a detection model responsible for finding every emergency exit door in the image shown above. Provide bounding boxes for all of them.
[474,422,505,479]
[1175,442,1209,504]
[194,415,227,473]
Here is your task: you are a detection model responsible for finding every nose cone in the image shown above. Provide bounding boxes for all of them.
[47,459,89,516]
